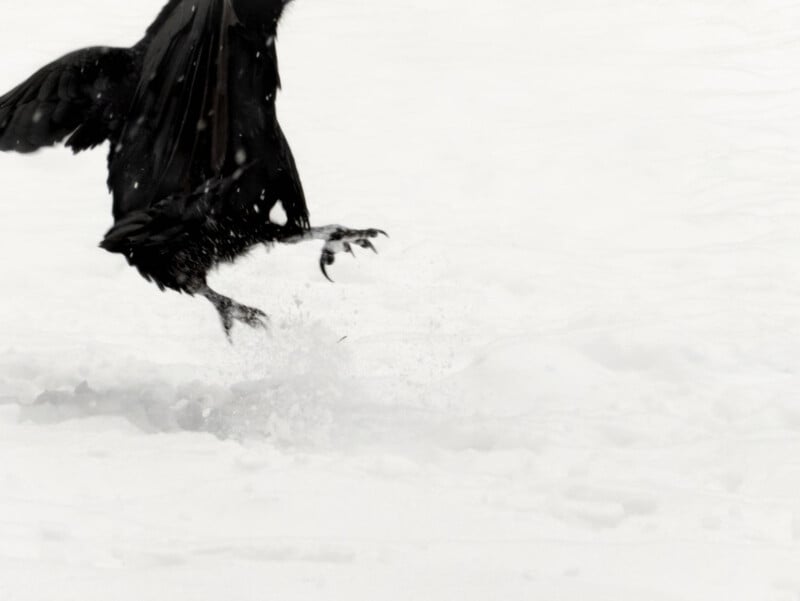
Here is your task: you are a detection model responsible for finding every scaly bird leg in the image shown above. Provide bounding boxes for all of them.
[278,225,388,282]
[199,286,269,341]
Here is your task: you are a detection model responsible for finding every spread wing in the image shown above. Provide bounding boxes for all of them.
[110,0,237,218]
[0,47,138,153]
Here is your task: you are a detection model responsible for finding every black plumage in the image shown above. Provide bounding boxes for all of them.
[0,0,385,337]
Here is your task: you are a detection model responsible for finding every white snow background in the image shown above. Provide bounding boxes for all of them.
[1,0,800,599]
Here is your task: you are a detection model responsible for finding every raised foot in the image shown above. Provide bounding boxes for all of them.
[320,227,389,282]
[201,287,269,341]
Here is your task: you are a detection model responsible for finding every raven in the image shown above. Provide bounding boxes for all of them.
[0,0,385,338]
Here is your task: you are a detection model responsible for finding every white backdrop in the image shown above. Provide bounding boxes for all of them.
[1,1,799,599]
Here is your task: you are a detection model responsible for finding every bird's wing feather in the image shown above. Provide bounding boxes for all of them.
[0,47,137,153]
[113,0,235,210]
[112,0,308,230]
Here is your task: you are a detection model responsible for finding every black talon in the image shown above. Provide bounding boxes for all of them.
[316,226,386,282]
[320,250,336,283]
[356,239,378,253]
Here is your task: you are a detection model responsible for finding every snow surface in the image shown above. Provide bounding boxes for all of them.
[2,0,800,598]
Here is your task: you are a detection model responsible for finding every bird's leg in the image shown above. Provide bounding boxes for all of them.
[198,285,269,341]
[277,225,388,282]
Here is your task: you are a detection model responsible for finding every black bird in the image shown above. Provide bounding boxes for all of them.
[0,0,385,337]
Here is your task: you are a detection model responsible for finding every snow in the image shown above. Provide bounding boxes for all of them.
[1,0,800,598]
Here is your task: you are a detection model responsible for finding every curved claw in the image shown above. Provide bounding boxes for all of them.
[316,226,387,282]
[320,250,336,283]
[356,239,378,253]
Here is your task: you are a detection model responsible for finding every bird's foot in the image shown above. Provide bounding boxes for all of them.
[221,302,269,339]
[201,287,269,341]
[319,227,388,282]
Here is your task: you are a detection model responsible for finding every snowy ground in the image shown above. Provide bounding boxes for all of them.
[1,0,800,598]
